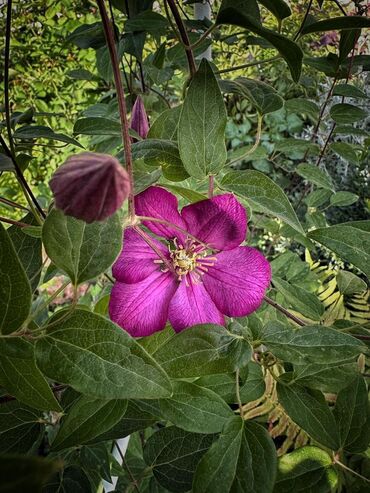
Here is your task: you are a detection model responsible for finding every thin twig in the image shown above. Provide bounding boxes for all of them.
[334,458,370,484]
[166,0,197,77]
[235,369,244,418]
[0,196,30,212]
[97,0,135,220]
[0,216,29,228]
[263,295,306,326]
[116,441,141,493]
[294,0,313,40]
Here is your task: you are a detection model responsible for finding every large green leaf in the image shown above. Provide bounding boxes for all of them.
[272,278,324,320]
[261,322,366,365]
[148,106,182,141]
[158,381,233,434]
[277,382,340,450]
[258,0,291,20]
[221,170,304,234]
[0,455,61,493]
[90,400,156,443]
[73,117,121,136]
[131,139,188,181]
[221,78,284,115]
[0,401,43,454]
[332,83,368,99]
[330,143,359,166]
[13,125,83,148]
[42,209,122,285]
[216,0,302,81]
[154,324,252,378]
[274,446,338,493]
[52,396,128,451]
[35,310,172,400]
[0,338,61,411]
[193,416,277,493]
[308,223,370,278]
[329,191,359,207]
[300,16,370,36]
[333,376,370,453]
[178,59,227,178]
[296,164,334,191]
[330,103,368,124]
[0,223,31,334]
[336,270,367,295]
[8,214,42,292]
[143,426,216,492]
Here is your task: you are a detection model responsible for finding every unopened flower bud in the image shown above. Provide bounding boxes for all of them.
[130,96,149,139]
[50,152,130,223]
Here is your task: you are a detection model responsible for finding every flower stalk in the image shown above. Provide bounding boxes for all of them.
[97,0,135,220]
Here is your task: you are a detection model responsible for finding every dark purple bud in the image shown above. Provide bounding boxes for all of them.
[50,152,131,223]
[130,96,149,139]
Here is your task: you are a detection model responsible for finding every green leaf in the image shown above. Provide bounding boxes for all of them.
[285,98,319,120]
[158,381,233,434]
[333,376,370,453]
[0,455,61,493]
[300,16,370,36]
[43,466,91,493]
[125,11,168,33]
[90,400,156,443]
[66,22,106,49]
[178,59,227,178]
[332,83,368,99]
[164,185,207,203]
[307,223,370,278]
[221,78,284,115]
[73,117,122,136]
[275,139,320,156]
[193,416,277,493]
[258,0,291,20]
[339,29,360,63]
[293,360,360,393]
[154,324,252,378]
[66,69,99,81]
[13,125,83,148]
[329,143,359,165]
[261,322,366,365]
[330,103,368,124]
[221,170,304,234]
[0,338,61,411]
[0,154,14,171]
[0,223,31,334]
[277,382,340,450]
[197,361,265,404]
[143,426,216,493]
[42,209,122,285]
[336,270,367,295]
[52,396,128,451]
[134,167,162,194]
[131,139,188,182]
[148,105,182,141]
[329,191,359,207]
[35,310,172,400]
[216,1,303,81]
[274,446,338,493]
[0,401,43,454]
[305,189,332,208]
[296,164,334,191]
[272,278,324,320]
[8,214,42,292]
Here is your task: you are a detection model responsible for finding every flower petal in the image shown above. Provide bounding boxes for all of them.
[168,276,225,332]
[181,194,246,250]
[109,271,178,337]
[203,247,271,317]
[135,186,187,241]
[112,227,169,284]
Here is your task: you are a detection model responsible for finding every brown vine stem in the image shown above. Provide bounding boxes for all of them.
[208,175,215,198]
[294,0,313,41]
[0,196,29,212]
[97,0,135,220]
[0,216,29,228]
[263,295,306,326]
[165,0,197,77]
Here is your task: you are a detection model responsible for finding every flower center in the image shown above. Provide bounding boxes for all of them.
[171,246,198,277]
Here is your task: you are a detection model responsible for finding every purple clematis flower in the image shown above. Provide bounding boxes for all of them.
[109,186,271,337]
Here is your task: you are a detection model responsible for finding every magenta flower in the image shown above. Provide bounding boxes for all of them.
[109,186,271,337]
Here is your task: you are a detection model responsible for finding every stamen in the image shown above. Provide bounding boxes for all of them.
[153,259,163,264]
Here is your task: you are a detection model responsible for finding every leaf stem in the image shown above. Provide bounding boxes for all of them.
[227,113,263,166]
[186,24,217,51]
[208,175,214,198]
[294,0,313,40]
[263,295,306,327]
[334,457,370,484]
[0,216,29,228]
[235,369,244,418]
[0,196,30,212]
[116,440,141,493]
[97,0,135,220]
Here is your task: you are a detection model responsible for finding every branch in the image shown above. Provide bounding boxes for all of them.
[165,0,197,77]
[263,295,306,326]
[97,0,135,220]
